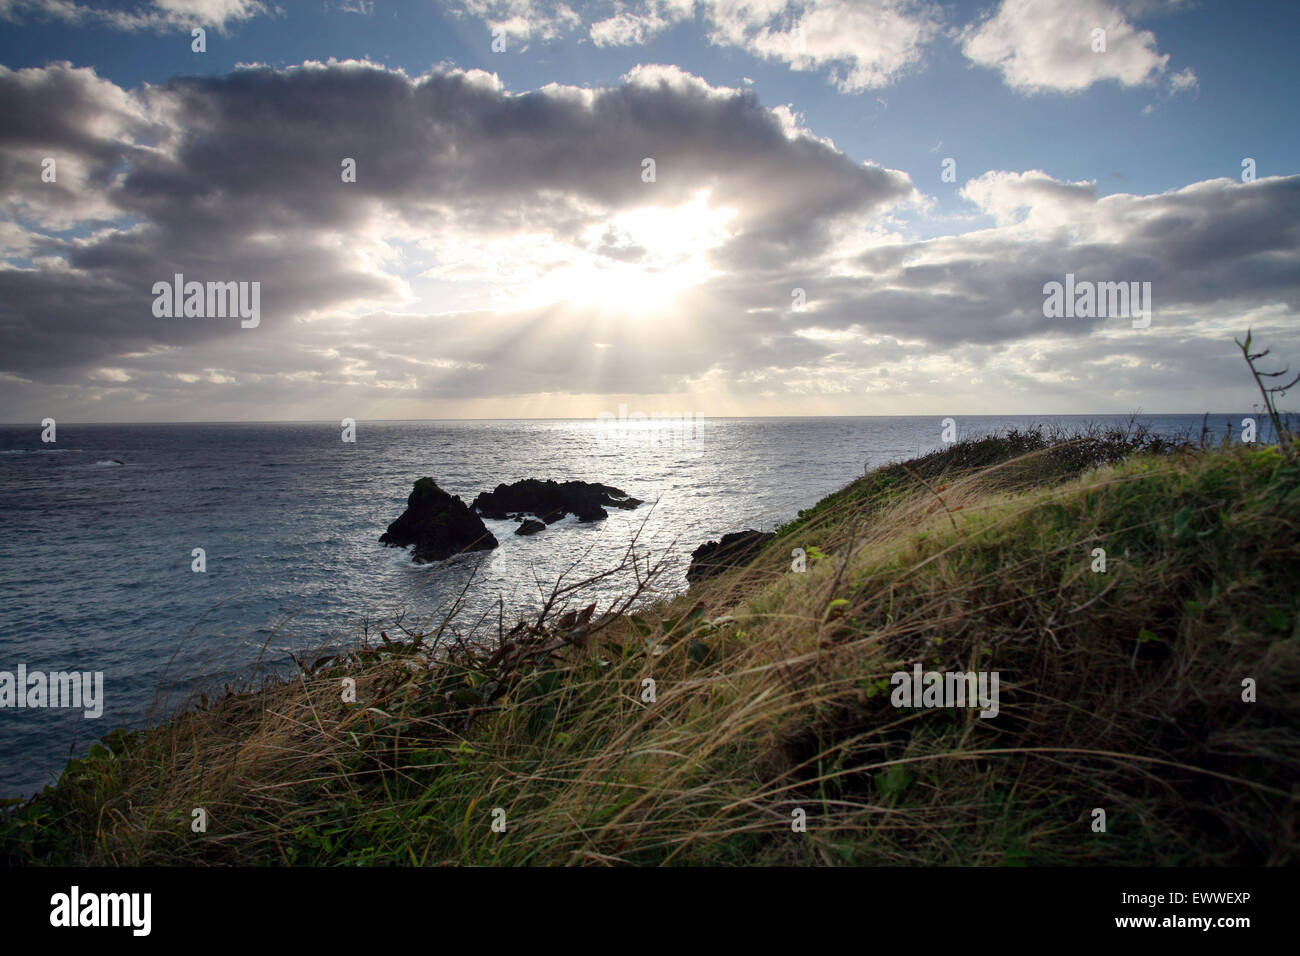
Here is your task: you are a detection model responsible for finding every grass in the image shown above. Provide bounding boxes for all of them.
[3,424,1298,866]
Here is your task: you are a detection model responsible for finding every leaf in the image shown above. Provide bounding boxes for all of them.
[863,676,891,699]
[875,765,913,798]
[1137,628,1163,644]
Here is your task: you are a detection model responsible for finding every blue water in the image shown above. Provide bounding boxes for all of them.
[0,414,1257,796]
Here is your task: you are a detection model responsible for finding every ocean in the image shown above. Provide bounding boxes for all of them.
[0,413,1257,796]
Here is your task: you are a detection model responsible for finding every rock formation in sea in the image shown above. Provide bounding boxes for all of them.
[686,530,776,584]
[379,478,498,563]
[472,479,642,524]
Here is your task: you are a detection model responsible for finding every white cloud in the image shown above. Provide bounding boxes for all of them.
[591,0,692,46]
[448,0,941,92]
[1169,66,1198,94]
[960,169,1098,229]
[704,0,941,93]
[453,0,580,43]
[0,0,268,30]
[961,0,1172,93]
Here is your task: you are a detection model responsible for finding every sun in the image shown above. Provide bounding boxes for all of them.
[562,263,688,316]
[492,190,737,317]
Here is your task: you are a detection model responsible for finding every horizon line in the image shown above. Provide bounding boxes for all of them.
[0,411,1268,427]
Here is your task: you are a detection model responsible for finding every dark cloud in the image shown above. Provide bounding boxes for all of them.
[0,60,913,386]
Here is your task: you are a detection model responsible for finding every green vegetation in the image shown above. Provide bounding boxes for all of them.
[4,425,1298,866]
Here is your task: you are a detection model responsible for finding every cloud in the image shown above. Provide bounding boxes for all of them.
[0,62,156,231]
[450,0,581,44]
[448,1,941,93]
[1169,66,1198,94]
[0,60,913,387]
[591,0,693,47]
[702,0,941,93]
[961,0,1173,93]
[797,173,1300,369]
[0,0,269,31]
[960,169,1098,228]
[451,1,1194,98]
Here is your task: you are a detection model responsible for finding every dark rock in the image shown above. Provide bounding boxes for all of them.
[686,530,776,584]
[472,479,642,524]
[515,518,546,536]
[380,477,498,563]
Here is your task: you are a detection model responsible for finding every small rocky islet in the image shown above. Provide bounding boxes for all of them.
[377,477,498,564]
[472,478,641,523]
[379,477,642,564]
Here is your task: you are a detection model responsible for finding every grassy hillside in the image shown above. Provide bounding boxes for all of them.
[4,428,1298,865]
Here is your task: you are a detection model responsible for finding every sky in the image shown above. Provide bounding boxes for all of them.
[0,0,1297,422]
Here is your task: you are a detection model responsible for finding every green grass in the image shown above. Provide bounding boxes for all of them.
[4,428,1297,866]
